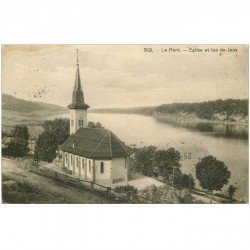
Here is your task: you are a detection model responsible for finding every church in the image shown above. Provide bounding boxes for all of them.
[60,51,133,185]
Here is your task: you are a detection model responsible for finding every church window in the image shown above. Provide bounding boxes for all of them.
[76,157,79,167]
[100,162,104,173]
[82,158,84,169]
[89,160,91,172]
[79,120,84,126]
[65,154,68,164]
[71,120,74,126]
[125,157,129,168]
[71,155,73,165]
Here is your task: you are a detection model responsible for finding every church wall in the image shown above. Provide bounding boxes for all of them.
[111,157,129,182]
[94,160,111,181]
[79,156,87,180]
[69,153,75,173]
[62,152,129,184]
[74,155,81,177]
[62,152,92,180]
[64,151,69,169]
[86,158,94,180]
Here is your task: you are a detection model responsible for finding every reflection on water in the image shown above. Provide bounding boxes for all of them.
[155,118,248,140]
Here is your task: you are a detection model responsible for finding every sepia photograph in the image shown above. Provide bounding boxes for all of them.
[1,44,248,204]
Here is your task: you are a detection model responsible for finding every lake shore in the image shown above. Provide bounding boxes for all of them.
[151,111,248,126]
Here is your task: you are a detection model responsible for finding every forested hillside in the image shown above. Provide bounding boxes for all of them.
[155,99,248,120]
[91,99,248,123]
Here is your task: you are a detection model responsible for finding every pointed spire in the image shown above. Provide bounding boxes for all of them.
[76,49,79,67]
[67,49,89,110]
[74,67,82,91]
[74,49,82,91]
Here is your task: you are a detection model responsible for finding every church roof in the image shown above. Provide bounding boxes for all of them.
[68,50,89,110]
[60,127,133,159]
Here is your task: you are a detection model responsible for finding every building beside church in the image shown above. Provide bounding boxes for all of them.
[60,50,132,185]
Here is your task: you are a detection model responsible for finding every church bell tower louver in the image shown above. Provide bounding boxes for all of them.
[68,49,89,134]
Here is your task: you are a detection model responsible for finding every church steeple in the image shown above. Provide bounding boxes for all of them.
[68,49,89,110]
[68,49,89,134]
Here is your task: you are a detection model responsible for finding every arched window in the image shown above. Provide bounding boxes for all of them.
[100,162,104,173]
[79,120,84,126]
[125,157,129,168]
[71,155,73,165]
[76,157,79,167]
[82,158,84,169]
[65,154,68,163]
[89,160,91,172]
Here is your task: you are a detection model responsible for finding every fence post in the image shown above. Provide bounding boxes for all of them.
[107,187,111,196]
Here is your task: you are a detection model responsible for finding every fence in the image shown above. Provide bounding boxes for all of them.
[30,165,153,203]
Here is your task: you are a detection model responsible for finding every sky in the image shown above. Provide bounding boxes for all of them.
[2,45,248,109]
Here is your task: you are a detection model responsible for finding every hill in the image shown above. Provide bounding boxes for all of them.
[2,94,68,138]
[2,94,67,113]
[90,99,248,124]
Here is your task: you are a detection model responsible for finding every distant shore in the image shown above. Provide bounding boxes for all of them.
[151,111,248,126]
[89,109,248,126]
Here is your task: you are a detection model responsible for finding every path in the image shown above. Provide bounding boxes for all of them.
[111,172,165,190]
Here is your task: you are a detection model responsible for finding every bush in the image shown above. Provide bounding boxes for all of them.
[181,174,195,189]
[115,185,137,194]
[139,185,198,204]
[61,167,73,175]
[227,185,237,200]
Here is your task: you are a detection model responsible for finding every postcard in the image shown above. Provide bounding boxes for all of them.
[1,45,248,204]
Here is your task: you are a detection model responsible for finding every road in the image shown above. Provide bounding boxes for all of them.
[2,158,112,204]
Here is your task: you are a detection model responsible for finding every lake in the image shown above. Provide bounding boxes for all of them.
[54,112,249,201]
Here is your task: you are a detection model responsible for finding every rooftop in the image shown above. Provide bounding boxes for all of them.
[60,127,133,159]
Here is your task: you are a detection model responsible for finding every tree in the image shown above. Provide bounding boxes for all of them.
[12,125,30,141]
[181,174,195,189]
[34,118,69,163]
[131,146,182,182]
[87,121,104,128]
[133,146,157,176]
[158,147,181,182]
[172,167,183,188]
[195,155,231,194]
[227,185,237,200]
[3,125,30,158]
[42,118,70,145]
[34,131,58,162]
